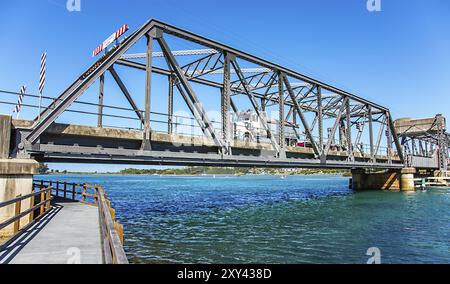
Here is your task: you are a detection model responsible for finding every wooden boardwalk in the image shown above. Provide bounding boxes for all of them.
[0,201,103,264]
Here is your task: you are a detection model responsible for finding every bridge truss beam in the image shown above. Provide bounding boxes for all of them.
[13,19,405,168]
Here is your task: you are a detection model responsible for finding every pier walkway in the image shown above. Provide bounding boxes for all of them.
[0,201,102,264]
[0,181,128,264]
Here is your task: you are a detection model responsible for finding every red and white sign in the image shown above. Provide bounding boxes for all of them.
[92,24,129,57]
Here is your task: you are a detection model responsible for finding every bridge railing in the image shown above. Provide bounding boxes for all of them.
[0,186,52,246]
[0,89,223,135]
[34,180,128,264]
[1,89,397,159]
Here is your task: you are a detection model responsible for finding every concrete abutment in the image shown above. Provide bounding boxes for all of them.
[1,115,40,237]
[0,159,39,237]
[351,168,417,192]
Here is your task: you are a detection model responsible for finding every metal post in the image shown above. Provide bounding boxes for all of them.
[317,86,323,153]
[97,74,104,128]
[346,97,354,162]
[278,72,285,155]
[222,52,232,154]
[386,112,392,163]
[293,108,297,125]
[63,182,67,199]
[339,120,346,148]
[437,114,448,171]
[388,115,405,163]
[142,34,153,150]
[168,75,174,134]
[368,105,374,160]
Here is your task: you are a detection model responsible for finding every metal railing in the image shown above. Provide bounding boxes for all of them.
[0,186,52,245]
[414,177,450,189]
[0,89,397,158]
[34,180,128,264]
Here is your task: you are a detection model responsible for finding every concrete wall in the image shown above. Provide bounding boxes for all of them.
[0,174,35,236]
[394,116,446,135]
[0,115,11,159]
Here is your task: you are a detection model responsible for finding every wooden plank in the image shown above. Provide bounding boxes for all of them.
[40,192,45,216]
[0,200,48,231]
[46,189,51,211]
[109,208,116,220]
[0,188,48,208]
[97,187,128,264]
[29,191,35,223]
[114,222,124,244]
[13,195,22,234]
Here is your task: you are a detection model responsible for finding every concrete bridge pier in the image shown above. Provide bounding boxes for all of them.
[351,168,416,192]
[1,115,39,237]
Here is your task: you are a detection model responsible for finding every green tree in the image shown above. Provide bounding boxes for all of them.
[38,163,49,174]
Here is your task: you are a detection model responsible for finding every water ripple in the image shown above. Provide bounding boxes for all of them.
[39,174,450,264]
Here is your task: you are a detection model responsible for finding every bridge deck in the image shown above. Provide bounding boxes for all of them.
[0,201,103,264]
[12,119,405,169]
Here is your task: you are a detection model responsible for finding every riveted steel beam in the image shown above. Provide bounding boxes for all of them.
[97,74,104,128]
[142,33,154,150]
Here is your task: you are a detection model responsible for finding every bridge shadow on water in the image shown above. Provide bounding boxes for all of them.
[0,203,64,264]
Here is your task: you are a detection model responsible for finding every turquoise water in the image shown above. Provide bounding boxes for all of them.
[38,175,450,264]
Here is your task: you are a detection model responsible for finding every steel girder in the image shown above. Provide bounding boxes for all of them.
[20,19,404,166]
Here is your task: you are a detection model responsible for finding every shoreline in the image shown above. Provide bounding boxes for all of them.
[38,173,350,177]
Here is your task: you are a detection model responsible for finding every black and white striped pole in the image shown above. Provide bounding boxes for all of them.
[38,52,47,120]
[13,85,26,119]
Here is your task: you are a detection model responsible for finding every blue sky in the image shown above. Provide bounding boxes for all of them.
[1,0,449,172]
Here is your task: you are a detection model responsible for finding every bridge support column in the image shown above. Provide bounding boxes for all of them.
[1,116,40,237]
[400,168,416,192]
[0,115,11,159]
[351,168,416,192]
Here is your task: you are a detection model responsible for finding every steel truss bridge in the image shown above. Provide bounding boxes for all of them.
[2,19,449,170]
